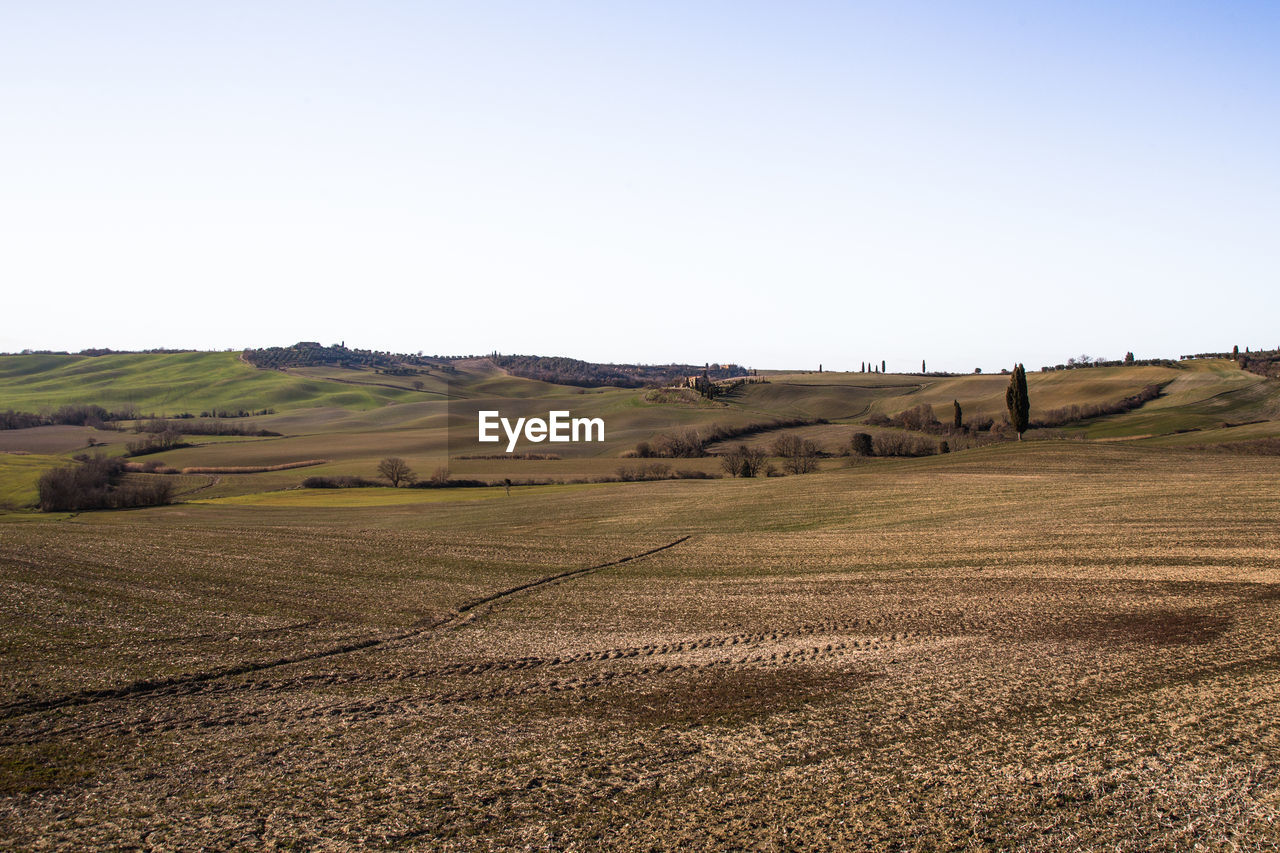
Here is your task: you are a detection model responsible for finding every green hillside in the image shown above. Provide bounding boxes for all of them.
[0,454,64,509]
[0,351,423,414]
[2,350,1279,508]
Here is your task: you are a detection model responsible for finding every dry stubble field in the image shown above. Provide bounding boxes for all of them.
[2,442,1279,850]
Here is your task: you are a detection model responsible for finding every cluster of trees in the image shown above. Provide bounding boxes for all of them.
[491,355,750,389]
[859,365,1030,443]
[125,430,192,457]
[844,430,947,458]
[132,419,279,437]
[8,348,196,356]
[1236,350,1280,379]
[859,361,888,373]
[720,444,770,477]
[1181,346,1279,363]
[868,433,947,457]
[686,374,749,400]
[0,404,135,431]
[315,460,722,490]
[1040,354,1177,371]
[1,405,282,432]
[244,342,440,371]
[717,433,822,477]
[770,434,821,473]
[190,408,274,418]
[37,455,173,512]
[866,402,963,435]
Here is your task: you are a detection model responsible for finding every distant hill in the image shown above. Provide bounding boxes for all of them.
[490,355,749,388]
[243,342,442,372]
[0,351,424,414]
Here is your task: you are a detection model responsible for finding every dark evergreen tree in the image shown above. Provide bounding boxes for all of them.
[953,399,962,430]
[1005,364,1030,440]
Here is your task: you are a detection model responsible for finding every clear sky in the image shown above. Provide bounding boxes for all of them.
[2,1,1277,372]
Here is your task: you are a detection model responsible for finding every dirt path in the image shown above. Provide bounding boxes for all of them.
[171,475,220,498]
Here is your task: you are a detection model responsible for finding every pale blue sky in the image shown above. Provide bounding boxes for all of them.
[2,2,1277,371]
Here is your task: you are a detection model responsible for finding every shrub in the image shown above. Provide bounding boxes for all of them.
[616,462,672,481]
[893,403,940,432]
[302,476,380,488]
[672,469,717,479]
[872,434,937,457]
[850,432,873,457]
[408,476,489,489]
[967,416,995,432]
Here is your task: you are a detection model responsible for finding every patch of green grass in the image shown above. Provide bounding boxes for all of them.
[0,351,424,414]
[1064,360,1280,439]
[0,454,64,509]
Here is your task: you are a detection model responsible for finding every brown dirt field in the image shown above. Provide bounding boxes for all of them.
[1,443,1279,850]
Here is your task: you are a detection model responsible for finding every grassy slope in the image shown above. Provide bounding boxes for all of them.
[0,454,64,509]
[751,365,1182,423]
[1,354,1277,502]
[1070,359,1280,439]
[0,351,422,413]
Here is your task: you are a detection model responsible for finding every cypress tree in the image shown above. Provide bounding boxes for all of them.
[1005,364,1029,440]
[953,399,962,430]
[881,359,886,373]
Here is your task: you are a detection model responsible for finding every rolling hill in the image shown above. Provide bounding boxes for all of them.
[1,348,1277,510]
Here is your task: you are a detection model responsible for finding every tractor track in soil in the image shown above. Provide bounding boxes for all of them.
[0,535,691,721]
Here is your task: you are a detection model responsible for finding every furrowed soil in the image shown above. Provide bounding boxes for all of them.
[2,443,1279,850]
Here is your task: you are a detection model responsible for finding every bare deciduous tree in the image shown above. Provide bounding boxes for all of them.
[720,444,768,478]
[377,457,416,487]
[770,433,821,473]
